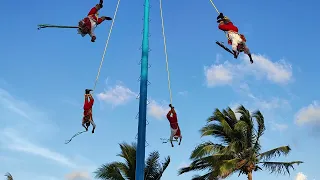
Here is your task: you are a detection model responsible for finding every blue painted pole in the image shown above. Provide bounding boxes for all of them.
[135,0,150,179]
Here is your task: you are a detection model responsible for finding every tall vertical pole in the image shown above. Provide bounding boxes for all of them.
[135,0,150,179]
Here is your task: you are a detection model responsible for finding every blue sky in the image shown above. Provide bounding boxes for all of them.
[0,0,319,179]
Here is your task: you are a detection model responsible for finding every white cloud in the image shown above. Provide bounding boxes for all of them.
[147,100,170,120]
[0,129,77,168]
[295,172,307,180]
[295,101,320,125]
[204,63,233,87]
[97,82,137,106]
[204,54,293,87]
[65,171,91,180]
[248,54,292,84]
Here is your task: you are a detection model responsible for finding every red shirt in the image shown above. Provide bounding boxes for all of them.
[167,113,178,129]
[218,22,239,33]
[83,97,94,116]
[87,7,104,24]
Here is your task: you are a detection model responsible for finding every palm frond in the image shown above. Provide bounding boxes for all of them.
[252,110,265,139]
[190,142,225,159]
[117,143,136,173]
[160,156,170,173]
[252,110,265,152]
[5,173,13,180]
[94,163,126,180]
[236,105,254,149]
[258,146,291,161]
[200,124,232,143]
[222,108,237,129]
[154,156,171,180]
[219,158,247,178]
[191,172,219,180]
[178,156,217,175]
[145,151,161,179]
[261,161,303,175]
[207,109,223,123]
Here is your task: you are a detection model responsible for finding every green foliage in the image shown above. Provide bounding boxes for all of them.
[5,173,13,180]
[95,142,170,180]
[179,105,303,179]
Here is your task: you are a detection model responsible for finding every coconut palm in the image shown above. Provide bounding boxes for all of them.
[5,173,13,180]
[95,142,170,180]
[179,105,303,180]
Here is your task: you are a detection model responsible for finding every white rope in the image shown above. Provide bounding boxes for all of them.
[159,0,173,105]
[209,0,220,14]
[93,0,121,91]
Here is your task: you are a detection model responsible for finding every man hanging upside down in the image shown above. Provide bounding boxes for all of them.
[78,0,112,42]
[82,89,96,133]
[166,104,182,147]
[217,13,254,64]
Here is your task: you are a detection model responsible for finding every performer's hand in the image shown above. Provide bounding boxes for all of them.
[91,36,96,42]
[100,0,103,5]
[217,12,224,20]
[102,16,112,20]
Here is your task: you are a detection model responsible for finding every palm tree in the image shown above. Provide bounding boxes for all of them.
[5,173,13,180]
[179,105,303,180]
[95,142,170,180]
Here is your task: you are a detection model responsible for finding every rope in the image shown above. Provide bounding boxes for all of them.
[65,130,87,144]
[208,0,230,42]
[209,0,220,14]
[93,0,121,91]
[159,0,173,105]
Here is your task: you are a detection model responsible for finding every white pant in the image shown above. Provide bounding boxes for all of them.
[170,127,181,141]
[228,31,243,51]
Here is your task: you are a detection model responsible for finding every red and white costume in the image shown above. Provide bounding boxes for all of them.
[78,6,105,38]
[166,110,182,141]
[218,21,250,54]
[82,95,96,129]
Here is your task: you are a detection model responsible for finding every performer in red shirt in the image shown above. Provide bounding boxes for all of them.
[82,89,96,133]
[217,13,253,64]
[166,104,182,147]
[78,0,112,42]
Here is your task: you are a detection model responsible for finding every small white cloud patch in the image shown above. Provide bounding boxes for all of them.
[147,100,170,120]
[204,54,293,87]
[248,54,292,84]
[97,83,137,106]
[295,101,320,125]
[65,171,91,180]
[295,172,307,180]
[204,64,233,87]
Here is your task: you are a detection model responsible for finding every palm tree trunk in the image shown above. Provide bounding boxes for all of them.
[247,171,253,180]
